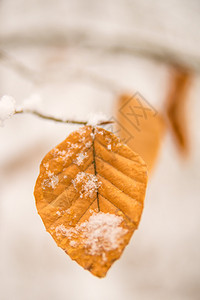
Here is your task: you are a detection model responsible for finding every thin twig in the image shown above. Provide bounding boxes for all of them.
[14,110,113,126]
[66,68,122,95]
[0,49,41,84]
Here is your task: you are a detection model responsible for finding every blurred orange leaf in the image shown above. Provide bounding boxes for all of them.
[115,94,165,173]
[34,126,147,277]
[166,68,192,155]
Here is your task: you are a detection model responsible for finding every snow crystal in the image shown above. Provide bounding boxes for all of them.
[87,112,108,126]
[53,143,83,163]
[42,172,59,189]
[53,148,67,157]
[47,170,54,177]
[69,240,78,247]
[55,224,68,236]
[72,172,101,199]
[43,162,49,170]
[70,143,79,150]
[85,141,92,148]
[55,211,128,256]
[77,127,87,136]
[102,252,107,262]
[95,128,104,135]
[79,136,86,143]
[52,142,82,161]
[73,152,88,166]
[53,148,71,161]
[106,137,112,144]
[21,94,42,111]
[0,95,16,126]
[72,172,85,186]
[55,208,72,218]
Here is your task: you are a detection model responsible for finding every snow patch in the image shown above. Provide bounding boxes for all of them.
[42,171,59,189]
[72,172,101,199]
[69,240,78,247]
[53,147,77,161]
[73,152,88,166]
[77,127,87,136]
[43,162,49,170]
[55,211,128,257]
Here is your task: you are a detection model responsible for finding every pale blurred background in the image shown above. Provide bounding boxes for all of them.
[0,1,200,299]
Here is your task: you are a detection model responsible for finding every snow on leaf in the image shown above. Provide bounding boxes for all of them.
[72,172,101,199]
[42,171,59,189]
[73,152,88,166]
[55,211,128,258]
[34,126,148,277]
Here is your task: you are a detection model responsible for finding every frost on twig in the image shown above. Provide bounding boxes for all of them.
[0,95,16,126]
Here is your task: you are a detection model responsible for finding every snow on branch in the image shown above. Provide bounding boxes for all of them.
[0,95,113,127]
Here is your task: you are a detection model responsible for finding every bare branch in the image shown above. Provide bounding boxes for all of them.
[0,49,123,94]
[1,30,200,73]
[14,110,113,126]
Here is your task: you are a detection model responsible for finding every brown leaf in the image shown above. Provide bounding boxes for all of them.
[34,126,148,277]
[114,94,165,173]
[165,67,192,155]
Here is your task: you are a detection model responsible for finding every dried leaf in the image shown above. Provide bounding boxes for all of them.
[165,68,192,155]
[114,94,165,173]
[34,126,147,277]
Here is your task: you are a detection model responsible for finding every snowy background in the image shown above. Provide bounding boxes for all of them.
[0,1,200,300]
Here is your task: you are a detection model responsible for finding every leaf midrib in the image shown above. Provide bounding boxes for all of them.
[92,127,100,212]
